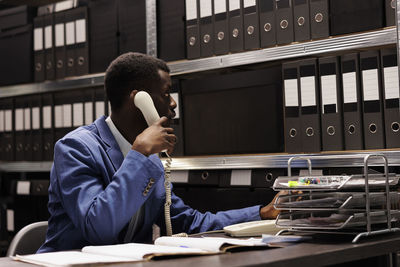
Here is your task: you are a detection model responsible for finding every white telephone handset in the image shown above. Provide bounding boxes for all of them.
[134,91,175,236]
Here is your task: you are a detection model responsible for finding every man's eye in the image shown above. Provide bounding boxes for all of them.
[165,93,170,98]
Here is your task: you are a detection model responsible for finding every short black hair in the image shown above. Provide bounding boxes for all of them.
[104,52,170,111]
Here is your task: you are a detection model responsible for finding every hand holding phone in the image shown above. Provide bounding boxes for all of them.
[132,91,177,156]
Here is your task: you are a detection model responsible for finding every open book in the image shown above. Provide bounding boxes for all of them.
[13,236,269,267]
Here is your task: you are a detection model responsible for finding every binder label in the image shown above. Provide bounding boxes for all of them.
[43,106,52,129]
[321,75,338,113]
[362,69,379,101]
[55,105,63,128]
[5,110,12,132]
[0,110,4,132]
[15,109,24,131]
[76,19,86,43]
[284,79,299,107]
[171,93,180,119]
[84,102,93,125]
[230,170,252,186]
[200,0,212,18]
[16,181,30,195]
[63,104,72,128]
[229,0,240,11]
[300,76,316,107]
[384,66,400,99]
[95,101,105,119]
[6,209,14,232]
[343,72,357,104]
[214,0,227,13]
[34,28,43,51]
[73,103,84,127]
[45,25,53,49]
[171,170,189,183]
[66,21,76,45]
[55,23,65,47]
[32,107,40,130]
[186,0,198,20]
[55,0,74,12]
[24,108,31,130]
[243,0,256,7]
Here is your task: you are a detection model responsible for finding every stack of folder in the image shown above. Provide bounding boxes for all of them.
[283,48,400,153]
[0,87,109,162]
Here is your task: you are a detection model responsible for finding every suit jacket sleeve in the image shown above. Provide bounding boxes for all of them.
[53,135,164,245]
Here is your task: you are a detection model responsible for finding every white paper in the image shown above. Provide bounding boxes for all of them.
[7,209,14,232]
[55,23,65,47]
[300,76,316,107]
[342,72,357,103]
[15,251,134,267]
[63,104,72,127]
[76,19,86,43]
[32,107,40,130]
[15,108,24,131]
[73,103,84,127]
[384,66,400,100]
[34,28,43,51]
[170,93,180,119]
[171,170,189,183]
[45,25,53,49]
[24,108,31,130]
[243,0,256,8]
[84,102,93,124]
[66,21,76,45]
[54,0,74,11]
[200,0,212,18]
[214,0,227,14]
[0,110,4,132]
[230,170,251,186]
[362,69,380,101]
[229,0,240,11]
[17,181,30,195]
[95,101,105,118]
[321,75,338,113]
[5,110,12,131]
[43,106,52,129]
[55,105,63,128]
[284,79,299,107]
[82,243,205,259]
[185,0,198,20]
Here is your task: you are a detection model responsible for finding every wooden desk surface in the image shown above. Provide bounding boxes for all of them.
[1,233,400,267]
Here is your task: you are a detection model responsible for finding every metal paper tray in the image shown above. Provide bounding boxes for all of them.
[274,192,400,211]
[273,174,400,191]
[276,210,400,230]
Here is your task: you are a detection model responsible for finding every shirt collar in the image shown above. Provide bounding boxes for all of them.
[105,116,132,158]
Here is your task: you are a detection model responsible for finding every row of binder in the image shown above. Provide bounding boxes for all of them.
[33,6,89,82]
[0,87,108,162]
[283,47,400,153]
[185,0,394,59]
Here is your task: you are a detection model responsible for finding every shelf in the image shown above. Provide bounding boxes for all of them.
[0,28,396,99]
[1,150,400,172]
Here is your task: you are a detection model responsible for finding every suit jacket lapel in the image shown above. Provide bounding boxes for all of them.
[94,116,124,172]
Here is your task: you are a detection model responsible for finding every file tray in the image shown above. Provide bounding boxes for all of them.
[273,174,399,191]
[274,192,400,211]
[276,210,400,230]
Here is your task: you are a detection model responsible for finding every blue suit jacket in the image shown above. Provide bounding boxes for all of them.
[38,116,261,253]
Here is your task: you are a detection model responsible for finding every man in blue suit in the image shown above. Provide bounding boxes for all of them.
[38,53,280,253]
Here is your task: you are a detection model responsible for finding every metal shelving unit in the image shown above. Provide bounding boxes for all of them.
[0,0,399,173]
[0,27,397,99]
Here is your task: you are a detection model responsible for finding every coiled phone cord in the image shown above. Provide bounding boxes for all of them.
[163,153,188,237]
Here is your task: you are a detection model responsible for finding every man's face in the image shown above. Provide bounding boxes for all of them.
[149,70,177,126]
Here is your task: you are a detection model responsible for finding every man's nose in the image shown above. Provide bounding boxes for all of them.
[170,95,177,110]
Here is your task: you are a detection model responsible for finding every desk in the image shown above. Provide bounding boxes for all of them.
[1,233,400,267]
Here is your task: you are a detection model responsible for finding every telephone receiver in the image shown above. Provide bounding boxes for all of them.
[133,91,168,153]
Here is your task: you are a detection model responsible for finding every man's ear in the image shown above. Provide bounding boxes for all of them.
[129,90,139,108]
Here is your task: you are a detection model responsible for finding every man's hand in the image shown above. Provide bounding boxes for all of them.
[132,117,177,156]
[260,191,302,219]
